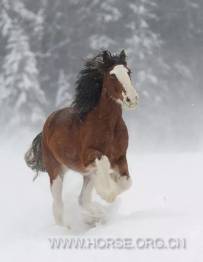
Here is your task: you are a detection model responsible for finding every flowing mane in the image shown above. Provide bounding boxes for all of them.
[72,50,126,117]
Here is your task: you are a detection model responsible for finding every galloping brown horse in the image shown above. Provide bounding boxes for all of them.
[25,50,138,225]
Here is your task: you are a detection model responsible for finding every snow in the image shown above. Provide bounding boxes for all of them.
[0,137,203,262]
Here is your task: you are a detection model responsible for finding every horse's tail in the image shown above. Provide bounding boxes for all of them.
[24,132,46,179]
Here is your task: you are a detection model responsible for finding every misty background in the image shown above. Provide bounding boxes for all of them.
[0,0,202,152]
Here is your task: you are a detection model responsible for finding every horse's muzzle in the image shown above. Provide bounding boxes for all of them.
[125,93,139,110]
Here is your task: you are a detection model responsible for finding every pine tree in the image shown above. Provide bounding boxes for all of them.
[0,0,46,128]
[55,70,72,108]
[126,0,163,89]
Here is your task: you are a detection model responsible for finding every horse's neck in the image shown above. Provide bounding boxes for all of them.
[95,87,122,122]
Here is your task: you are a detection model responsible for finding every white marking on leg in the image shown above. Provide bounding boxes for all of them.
[51,176,64,225]
[93,155,119,203]
[118,176,132,190]
[79,175,94,207]
[79,175,106,225]
[111,167,132,193]
[113,173,132,193]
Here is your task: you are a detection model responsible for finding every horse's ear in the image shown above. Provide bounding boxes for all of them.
[119,49,126,63]
[102,50,111,66]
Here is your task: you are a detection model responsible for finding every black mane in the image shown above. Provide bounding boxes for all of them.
[72,50,126,118]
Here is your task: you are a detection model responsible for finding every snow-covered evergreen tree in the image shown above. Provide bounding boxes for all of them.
[0,0,46,128]
[56,70,72,108]
[126,0,161,87]
[0,0,202,147]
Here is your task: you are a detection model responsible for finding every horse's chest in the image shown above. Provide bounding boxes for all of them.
[83,118,128,159]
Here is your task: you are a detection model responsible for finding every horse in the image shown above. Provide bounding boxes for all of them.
[25,50,139,225]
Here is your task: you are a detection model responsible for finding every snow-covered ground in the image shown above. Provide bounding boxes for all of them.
[0,137,203,262]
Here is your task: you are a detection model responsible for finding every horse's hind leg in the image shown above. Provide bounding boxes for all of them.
[51,173,64,225]
[42,141,65,225]
[44,159,64,225]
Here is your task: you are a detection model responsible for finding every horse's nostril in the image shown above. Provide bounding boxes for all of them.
[126,97,130,103]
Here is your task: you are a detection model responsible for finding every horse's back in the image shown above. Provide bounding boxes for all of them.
[43,107,80,133]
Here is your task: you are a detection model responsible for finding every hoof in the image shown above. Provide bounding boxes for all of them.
[117,176,132,190]
[54,216,64,226]
[81,202,106,225]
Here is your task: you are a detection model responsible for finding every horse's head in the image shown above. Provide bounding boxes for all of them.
[103,50,139,110]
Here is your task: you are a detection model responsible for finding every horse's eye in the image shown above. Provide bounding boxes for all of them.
[110,74,117,80]
[128,70,132,76]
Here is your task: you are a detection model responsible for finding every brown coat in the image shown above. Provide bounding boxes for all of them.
[42,85,129,183]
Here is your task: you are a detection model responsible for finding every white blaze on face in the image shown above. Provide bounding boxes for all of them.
[110,64,138,109]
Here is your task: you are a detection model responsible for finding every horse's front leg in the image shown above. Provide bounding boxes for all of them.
[83,150,126,203]
[93,155,120,203]
[79,175,94,207]
[79,175,106,224]
[111,155,132,195]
